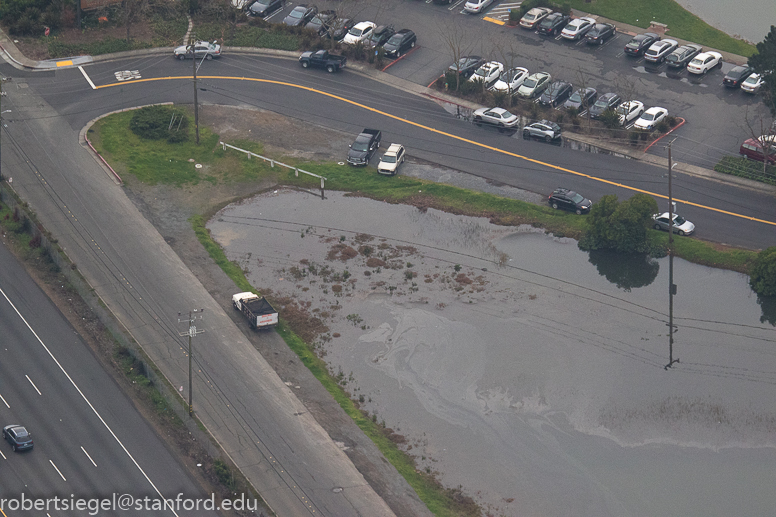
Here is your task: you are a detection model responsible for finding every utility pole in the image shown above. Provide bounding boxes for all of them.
[665,139,679,370]
[178,309,205,416]
[190,37,200,145]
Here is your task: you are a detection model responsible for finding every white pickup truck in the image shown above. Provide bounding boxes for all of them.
[377,143,406,175]
[232,292,278,330]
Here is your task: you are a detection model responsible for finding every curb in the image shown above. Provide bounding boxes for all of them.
[644,117,686,152]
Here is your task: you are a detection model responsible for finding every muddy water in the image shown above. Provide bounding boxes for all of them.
[208,190,776,517]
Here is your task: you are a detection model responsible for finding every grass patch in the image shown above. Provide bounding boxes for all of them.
[566,0,756,56]
[193,21,302,50]
[714,156,776,185]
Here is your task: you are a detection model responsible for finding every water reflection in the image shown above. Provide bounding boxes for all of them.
[756,295,776,326]
[588,249,659,291]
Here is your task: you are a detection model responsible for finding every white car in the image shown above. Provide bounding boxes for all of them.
[616,100,645,126]
[468,61,504,87]
[652,213,695,236]
[561,17,596,40]
[489,67,529,94]
[463,0,494,14]
[687,51,722,74]
[741,73,765,94]
[634,106,668,130]
[173,41,222,60]
[472,107,519,129]
[517,71,552,98]
[644,39,678,63]
[342,21,376,45]
[519,7,552,29]
[377,143,406,175]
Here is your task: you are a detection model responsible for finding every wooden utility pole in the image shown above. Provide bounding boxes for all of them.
[191,38,200,145]
[178,309,205,416]
[665,139,679,370]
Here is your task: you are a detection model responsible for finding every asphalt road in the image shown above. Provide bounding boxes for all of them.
[0,239,215,515]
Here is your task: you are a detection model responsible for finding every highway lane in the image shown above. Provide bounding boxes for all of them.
[0,240,216,514]
[23,54,775,250]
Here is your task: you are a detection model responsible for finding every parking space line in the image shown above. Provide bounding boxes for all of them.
[50,460,67,481]
[449,0,465,11]
[82,446,98,467]
[26,374,42,395]
[0,450,6,460]
[0,393,9,408]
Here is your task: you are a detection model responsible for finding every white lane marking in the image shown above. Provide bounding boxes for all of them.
[0,449,6,460]
[0,393,9,408]
[81,446,97,467]
[26,374,42,395]
[0,286,179,517]
[78,65,96,90]
[50,459,67,481]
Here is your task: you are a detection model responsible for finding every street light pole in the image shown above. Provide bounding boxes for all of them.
[665,139,679,370]
[191,38,200,145]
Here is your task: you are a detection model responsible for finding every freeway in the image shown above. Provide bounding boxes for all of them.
[0,239,215,515]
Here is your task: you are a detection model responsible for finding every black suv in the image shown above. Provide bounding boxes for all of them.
[723,64,755,88]
[384,29,417,58]
[665,44,702,68]
[536,13,569,36]
[365,25,395,48]
[548,188,592,215]
[624,32,660,56]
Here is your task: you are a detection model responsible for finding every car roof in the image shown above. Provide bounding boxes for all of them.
[600,92,618,99]
[644,106,666,113]
[395,28,413,35]
[353,21,375,29]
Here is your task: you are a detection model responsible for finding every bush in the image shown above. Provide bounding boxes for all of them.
[129,106,189,143]
[655,119,670,133]
[629,130,640,146]
[578,193,660,254]
[598,109,621,129]
[750,247,776,296]
[714,156,776,185]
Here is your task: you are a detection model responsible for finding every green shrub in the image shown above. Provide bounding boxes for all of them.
[655,119,670,133]
[129,106,190,143]
[579,193,662,255]
[714,156,776,185]
[598,109,621,129]
[750,247,776,296]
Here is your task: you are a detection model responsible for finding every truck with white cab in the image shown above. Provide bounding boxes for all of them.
[232,292,279,330]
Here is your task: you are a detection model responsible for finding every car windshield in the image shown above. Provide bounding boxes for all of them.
[743,75,758,84]
[627,38,641,46]
[256,0,270,4]
[381,155,396,163]
[642,112,656,121]
[616,104,629,114]
[568,91,582,102]
[727,69,744,79]
[289,9,304,18]
[387,34,403,45]
[570,193,584,203]
[539,17,553,27]
[352,142,368,152]
[674,216,686,225]
[348,27,363,36]
[523,78,537,88]
[15,429,29,438]
[690,58,703,65]
[593,98,609,108]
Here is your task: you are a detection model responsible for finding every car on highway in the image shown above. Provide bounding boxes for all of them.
[517,71,552,98]
[741,72,765,94]
[383,29,417,58]
[343,21,376,45]
[473,107,519,129]
[589,92,622,119]
[469,61,504,87]
[519,7,552,29]
[616,100,645,126]
[306,10,337,35]
[548,188,592,214]
[665,44,703,68]
[539,80,573,107]
[490,67,530,94]
[634,106,668,130]
[739,136,776,163]
[564,87,597,110]
[524,120,562,142]
[723,64,755,88]
[585,23,616,45]
[687,51,722,74]
[652,212,695,235]
[365,25,395,48]
[561,17,596,40]
[282,4,317,26]
[448,55,485,79]
[299,49,347,73]
[173,41,221,60]
[247,0,283,17]
[328,18,355,41]
[624,32,660,56]
[644,39,678,63]
[463,0,494,14]
[536,12,570,36]
[3,425,33,451]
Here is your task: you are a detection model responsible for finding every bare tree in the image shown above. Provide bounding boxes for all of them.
[121,0,148,42]
[740,106,776,177]
[434,14,482,91]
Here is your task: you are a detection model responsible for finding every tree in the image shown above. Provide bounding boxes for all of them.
[578,193,659,254]
[749,25,776,116]
[739,106,776,178]
[435,14,482,91]
[750,246,776,297]
[121,0,148,42]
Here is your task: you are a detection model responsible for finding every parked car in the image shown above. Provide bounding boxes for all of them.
[523,120,562,142]
[173,41,221,60]
[665,44,702,68]
[687,51,722,74]
[519,7,552,29]
[740,136,776,164]
[585,23,616,45]
[473,107,519,129]
[539,80,573,107]
[282,4,317,26]
[365,25,395,48]
[343,21,376,45]
[306,10,337,35]
[348,128,381,166]
[463,0,494,14]
[589,92,622,119]
[652,212,695,235]
[564,87,597,110]
[231,0,250,10]
[536,12,570,36]
[616,100,645,126]
[247,0,283,17]
[634,106,669,130]
[299,50,346,73]
[723,64,755,88]
[384,29,417,58]
[624,32,660,56]
[741,72,765,94]
[548,188,592,214]
[3,425,33,451]
[448,56,485,79]
[644,39,678,63]
[469,61,504,87]
[490,67,530,94]
[561,17,596,40]
[378,143,406,175]
[328,18,355,41]
[517,71,552,98]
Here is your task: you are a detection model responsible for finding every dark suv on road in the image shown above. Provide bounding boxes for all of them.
[548,188,592,214]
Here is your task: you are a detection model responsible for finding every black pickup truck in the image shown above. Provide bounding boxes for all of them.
[299,50,347,73]
[347,128,381,166]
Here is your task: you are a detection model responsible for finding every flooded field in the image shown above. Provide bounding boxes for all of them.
[208,189,776,517]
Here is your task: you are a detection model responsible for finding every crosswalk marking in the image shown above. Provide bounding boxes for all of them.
[487,1,522,21]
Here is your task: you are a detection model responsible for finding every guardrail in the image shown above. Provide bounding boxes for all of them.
[219,142,327,199]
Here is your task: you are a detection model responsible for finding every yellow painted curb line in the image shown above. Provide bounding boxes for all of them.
[483,17,506,26]
[56,60,73,67]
